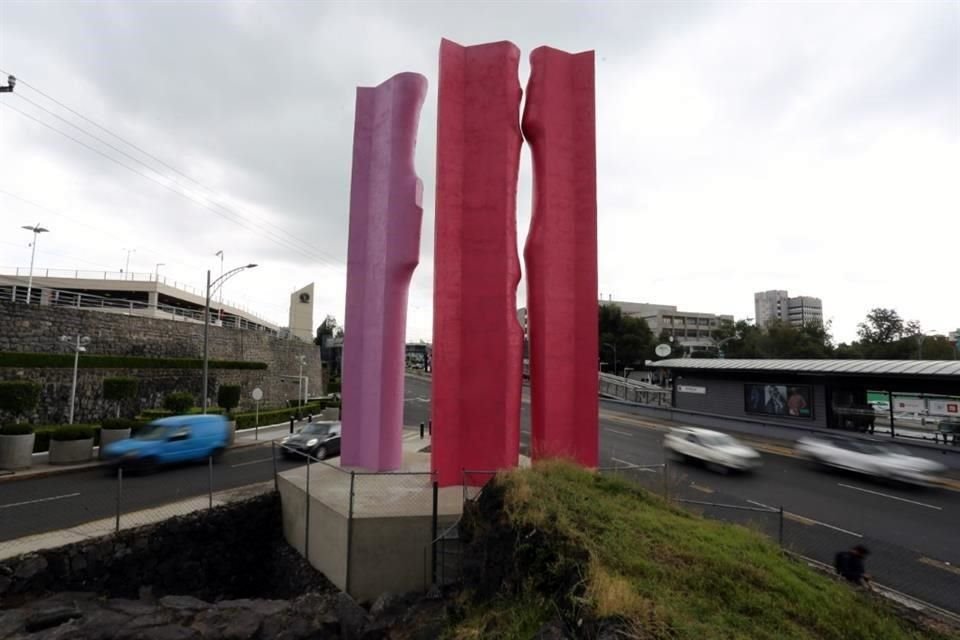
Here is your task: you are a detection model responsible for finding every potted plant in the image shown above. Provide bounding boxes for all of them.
[217,385,241,445]
[49,425,95,465]
[163,391,195,415]
[103,377,139,418]
[0,424,36,470]
[98,418,137,459]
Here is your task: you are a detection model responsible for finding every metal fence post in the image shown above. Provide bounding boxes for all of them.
[346,471,356,596]
[778,506,784,547]
[304,457,311,561]
[431,480,439,585]
[420,422,424,439]
[272,442,279,492]
[208,456,214,509]
[115,466,123,533]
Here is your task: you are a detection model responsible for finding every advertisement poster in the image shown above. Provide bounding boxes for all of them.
[745,383,812,418]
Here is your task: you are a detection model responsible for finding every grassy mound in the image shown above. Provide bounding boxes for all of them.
[449,461,949,640]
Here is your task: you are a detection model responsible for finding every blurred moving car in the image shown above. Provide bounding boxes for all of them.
[102,415,229,470]
[281,421,341,460]
[663,427,761,473]
[795,436,947,485]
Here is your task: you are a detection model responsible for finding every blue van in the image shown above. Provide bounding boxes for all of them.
[102,415,229,469]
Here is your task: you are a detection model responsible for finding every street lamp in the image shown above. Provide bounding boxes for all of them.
[715,334,740,359]
[202,263,258,413]
[215,251,224,314]
[602,342,618,375]
[122,248,136,280]
[154,263,165,279]
[61,335,91,424]
[21,224,49,303]
[296,354,307,416]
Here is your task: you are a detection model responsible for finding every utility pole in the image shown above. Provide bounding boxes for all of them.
[154,263,165,279]
[61,335,90,424]
[215,250,224,319]
[202,263,258,413]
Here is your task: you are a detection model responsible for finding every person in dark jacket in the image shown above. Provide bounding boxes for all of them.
[835,544,871,588]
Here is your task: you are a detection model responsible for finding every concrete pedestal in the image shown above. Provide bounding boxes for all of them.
[49,438,94,465]
[0,433,35,470]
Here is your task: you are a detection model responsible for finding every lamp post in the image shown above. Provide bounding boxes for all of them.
[296,355,307,416]
[202,263,258,413]
[61,335,90,424]
[21,224,49,303]
[154,263,165,279]
[715,334,740,359]
[602,342,617,375]
[122,248,136,279]
[215,250,224,319]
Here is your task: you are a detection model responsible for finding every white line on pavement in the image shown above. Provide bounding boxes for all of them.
[0,492,81,509]
[837,483,942,511]
[230,458,274,468]
[748,499,862,538]
[605,428,633,437]
[611,456,660,471]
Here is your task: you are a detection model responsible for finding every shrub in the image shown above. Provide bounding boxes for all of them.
[140,409,173,420]
[0,424,34,436]
[217,385,242,414]
[233,402,325,429]
[163,392,195,414]
[0,380,41,422]
[0,352,268,370]
[101,418,141,431]
[327,378,341,394]
[51,425,95,441]
[103,376,140,418]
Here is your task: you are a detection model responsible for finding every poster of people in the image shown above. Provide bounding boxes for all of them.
[745,384,812,418]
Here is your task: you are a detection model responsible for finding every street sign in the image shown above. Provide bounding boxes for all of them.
[655,344,671,358]
[251,387,263,401]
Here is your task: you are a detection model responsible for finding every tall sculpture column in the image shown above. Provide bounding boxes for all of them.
[523,46,599,466]
[341,72,428,471]
[432,39,524,487]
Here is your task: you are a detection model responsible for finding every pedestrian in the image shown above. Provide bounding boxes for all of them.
[834,544,872,588]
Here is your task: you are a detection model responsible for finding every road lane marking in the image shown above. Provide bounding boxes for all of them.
[747,499,862,537]
[0,492,80,509]
[837,483,942,510]
[690,483,714,494]
[230,457,274,468]
[605,428,633,437]
[918,557,960,576]
[610,457,658,472]
[784,512,817,526]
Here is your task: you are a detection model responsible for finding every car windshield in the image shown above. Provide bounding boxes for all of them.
[300,424,330,436]
[134,423,170,441]
[699,433,738,447]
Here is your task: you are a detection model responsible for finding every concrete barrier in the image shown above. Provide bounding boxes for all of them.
[49,438,94,465]
[0,432,35,470]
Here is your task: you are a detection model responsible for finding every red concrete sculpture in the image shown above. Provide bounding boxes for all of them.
[341,72,428,471]
[432,39,524,487]
[522,46,599,467]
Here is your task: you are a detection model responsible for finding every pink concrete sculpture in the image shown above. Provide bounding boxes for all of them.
[341,72,428,471]
[432,39,524,487]
[523,46,599,467]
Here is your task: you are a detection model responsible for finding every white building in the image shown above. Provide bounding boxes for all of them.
[754,290,823,329]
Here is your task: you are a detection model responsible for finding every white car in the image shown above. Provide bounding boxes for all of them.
[795,436,946,485]
[663,427,762,473]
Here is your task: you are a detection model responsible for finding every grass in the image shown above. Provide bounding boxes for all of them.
[447,461,950,640]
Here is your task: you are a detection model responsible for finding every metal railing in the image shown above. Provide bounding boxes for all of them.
[598,373,671,406]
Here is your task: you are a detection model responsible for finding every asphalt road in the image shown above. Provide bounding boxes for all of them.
[403,375,960,615]
[1,377,956,614]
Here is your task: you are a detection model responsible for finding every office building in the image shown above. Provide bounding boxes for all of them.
[754,290,823,329]
[602,300,734,353]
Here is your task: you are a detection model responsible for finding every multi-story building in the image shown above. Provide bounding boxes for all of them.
[602,300,734,354]
[754,290,823,329]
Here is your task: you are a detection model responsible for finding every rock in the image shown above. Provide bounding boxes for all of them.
[0,609,26,638]
[13,554,47,580]
[24,606,82,633]
[423,584,442,600]
[104,598,157,618]
[134,624,200,640]
[0,574,11,597]
[139,585,157,603]
[215,598,289,617]
[533,618,571,640]
[368,593,396,619]
[261,615,316,640]
[222,609,262,640]
[160,595,210,611]
[359,620,389,640]
[289,592,334,621]
[70,609,134,640]
[70,554,88,573]
[124,610,177,630]
[336,592,370,640]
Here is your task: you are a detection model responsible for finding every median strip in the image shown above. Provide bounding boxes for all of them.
[918,556,960,576]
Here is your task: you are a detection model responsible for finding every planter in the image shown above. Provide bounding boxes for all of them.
[99,428,131,459]
[227,421,236,446]
[0,432,36,470]
[49,438,94,465]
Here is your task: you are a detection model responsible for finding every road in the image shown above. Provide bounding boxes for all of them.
[403,375,960,615]
[1,377,956,614]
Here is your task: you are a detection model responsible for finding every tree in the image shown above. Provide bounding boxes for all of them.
[163,392,195,414]
[314,315,343,346]
[216,385,242,415]
[103,377,139,418]
[0,381,41,424]
[857,308,906,344]
[599,304,654,374]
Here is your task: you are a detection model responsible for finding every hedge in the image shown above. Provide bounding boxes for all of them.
[0,380,41,417]
[0,424,34,436]
[0,352,267,370]
[51,425,96,441]
[103,377,139,401]
[32,424,98,451]
[217,385,242,413]
[101,418,142,431]
[233,401,326,429]
[164,392,195,414]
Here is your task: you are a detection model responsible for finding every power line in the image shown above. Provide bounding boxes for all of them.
[2,100,337,266]
[0,67,346,268]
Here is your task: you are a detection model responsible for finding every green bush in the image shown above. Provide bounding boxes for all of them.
[217,385,242,414]
[327,378,341,394]
[0,424,34,436]
[51,425,95,441]
[139,409,173,419]
[163,392,195,414]
[31,424,97,452]
[0,352,267,370]
[101,418,141,431]
[103,377,139,401]
[233,401,325,429]
[0,380,41,421]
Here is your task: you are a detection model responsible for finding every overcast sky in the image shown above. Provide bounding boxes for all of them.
[1,1,957,344]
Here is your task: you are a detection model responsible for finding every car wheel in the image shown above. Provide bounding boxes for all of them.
[211,447,225,462]
[314,446,327,461]
[707,462,730,475]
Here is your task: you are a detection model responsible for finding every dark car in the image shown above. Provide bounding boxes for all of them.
[280,421,341,460]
